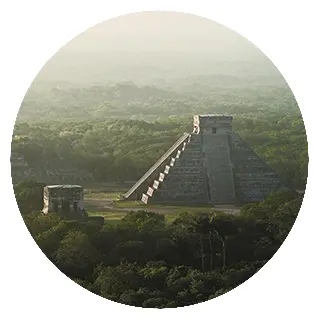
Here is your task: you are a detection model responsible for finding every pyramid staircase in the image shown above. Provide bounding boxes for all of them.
[141,134,192,204]
[123,132,191,202]
[123,114,288,205]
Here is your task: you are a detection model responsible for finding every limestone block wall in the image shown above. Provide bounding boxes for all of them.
[230,133,285,202]
[202,134,236,204]
[43,186,84,214]
[149,135,209,204]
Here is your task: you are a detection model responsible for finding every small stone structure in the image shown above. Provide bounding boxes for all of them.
[42,185,85,216]
[124,114,287,205]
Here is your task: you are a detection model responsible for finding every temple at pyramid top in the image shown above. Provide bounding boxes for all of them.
[193,114,233,134]
[123,114,287,205]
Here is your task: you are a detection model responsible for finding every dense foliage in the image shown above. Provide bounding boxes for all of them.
[20,81,297,122]
[13,181,46,214]
[12,110,307,189]
[19,187,302,308]
[12,75,308,189]
[12,71,307,307]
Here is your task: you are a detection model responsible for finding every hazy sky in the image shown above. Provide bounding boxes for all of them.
[34,11,278,86]
[61,11,256,54]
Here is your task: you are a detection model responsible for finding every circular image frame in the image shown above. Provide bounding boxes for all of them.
[1,0,320,319]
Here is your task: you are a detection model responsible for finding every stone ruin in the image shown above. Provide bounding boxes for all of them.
[42,185,105,225]
[123,114,287,205]
[42,185,85,216]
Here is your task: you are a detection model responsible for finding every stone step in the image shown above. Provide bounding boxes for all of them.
[141,193,149,204]
[147,187,154,197]
[153,180,160,189]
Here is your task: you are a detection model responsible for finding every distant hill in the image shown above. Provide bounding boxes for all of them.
[18,79,295,123]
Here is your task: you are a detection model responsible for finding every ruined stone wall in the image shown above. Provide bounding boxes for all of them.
[202,134,236,204]
[43,186,84,214]
[150,134,209,204]
[230,133,285,203]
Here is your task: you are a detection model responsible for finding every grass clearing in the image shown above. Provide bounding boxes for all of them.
[85,191,121,200]
[84,187,241,224]
[88,211,126,224]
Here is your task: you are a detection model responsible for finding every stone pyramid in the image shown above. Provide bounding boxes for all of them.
[123,115,286,205]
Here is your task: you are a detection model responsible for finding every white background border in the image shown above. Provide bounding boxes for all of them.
[0,0,320,320]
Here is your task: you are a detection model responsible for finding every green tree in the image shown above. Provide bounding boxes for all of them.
[53,230,100,279]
